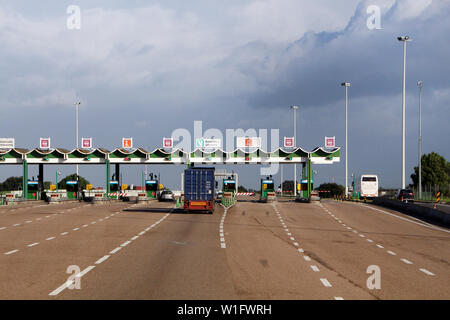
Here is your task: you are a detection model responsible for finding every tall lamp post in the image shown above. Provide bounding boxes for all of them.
[417,80,423,199]
[74,101,81,182]
[398,36,410,189]
[290,105,299,197]
[56,170,61,192]
[341,82,351,197]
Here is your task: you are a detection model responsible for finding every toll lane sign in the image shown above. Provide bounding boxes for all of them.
[40,138,51,149]
[325,136,335,148]
[122,138,133,149]
[81,138,92,149]
[236,137,261,148]
[284,137,295,148]
[163,138,173,149]
[0,138,15,149]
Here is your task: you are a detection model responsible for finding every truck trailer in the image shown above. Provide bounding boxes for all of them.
[184,167,215,214]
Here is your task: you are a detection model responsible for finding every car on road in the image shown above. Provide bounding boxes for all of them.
[396,189,414,203]
[158,190,175,202]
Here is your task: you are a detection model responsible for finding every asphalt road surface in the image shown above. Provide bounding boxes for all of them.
[0,198,449,300]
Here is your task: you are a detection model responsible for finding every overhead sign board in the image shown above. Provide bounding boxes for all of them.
[325,136,336,148]
[195,138,222,149]
[122,138,133,149]
[163,138,173,149]
[236,137,261,148]
[284,137,295,148]
[0,138,15,149]
[40,138,51,149]
[81,138,92,149]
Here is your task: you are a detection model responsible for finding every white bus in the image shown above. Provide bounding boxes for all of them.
[358,175,379,199]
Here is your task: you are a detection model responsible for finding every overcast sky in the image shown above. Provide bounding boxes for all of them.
[0,0,449,190]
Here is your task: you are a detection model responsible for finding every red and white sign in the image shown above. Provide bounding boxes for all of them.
[40,138,51,149]
[122,138,133,149]
[236,137,261,148]
[163,137,173,148]
[284,137,295,148]
[81,138,92,149]
[325,136,336,148]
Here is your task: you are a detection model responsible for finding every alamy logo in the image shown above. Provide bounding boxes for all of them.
[367,5,381,30]
[66,5,81,30]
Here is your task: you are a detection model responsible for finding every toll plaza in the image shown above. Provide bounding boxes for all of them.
[0,146,340,202]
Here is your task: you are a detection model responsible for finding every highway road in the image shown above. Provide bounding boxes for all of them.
[0,198,449,300]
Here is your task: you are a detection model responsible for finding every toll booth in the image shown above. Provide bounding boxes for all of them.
[109,181,119,192]
[26,180,39,200]
[260,177,276,202]
[145,180,159,199]
[223,177,236,195]
[66,180,79,199]
[300,179,314,199]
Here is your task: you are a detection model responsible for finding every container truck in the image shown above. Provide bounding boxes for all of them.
[184,167,215,213]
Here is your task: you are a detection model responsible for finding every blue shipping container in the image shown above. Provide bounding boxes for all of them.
[184,167,215,201]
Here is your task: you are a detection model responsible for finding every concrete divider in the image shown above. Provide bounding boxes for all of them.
[373,197,450,228]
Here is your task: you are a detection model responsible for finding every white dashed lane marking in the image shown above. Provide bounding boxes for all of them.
[311,265,320,272]
[419,268,435,276]
[27,242,39,247]
[401,258,413,265]
[320,278,332,288]
[95,255,110,265]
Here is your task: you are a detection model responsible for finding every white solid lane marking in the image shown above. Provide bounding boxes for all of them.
[46,237,55,241]
[27,242,39,247]
[5,249,19,255]
[76,265,95,278]
[110,247,121,254]
[138,231,145,236]
[95,255,110,265]
[387,250,397,256]
[401,258,413,265]
[131,236,139,241]
[320,278,332,287]
[304,256,311,262]
[359,204,450,234]
[49,280,73,296]
[419,268,435,276]
[311,265,320,272]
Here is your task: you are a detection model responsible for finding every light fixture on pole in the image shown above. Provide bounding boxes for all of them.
[290,105,299,197]
[341,82,351,197]
[417,80,423,199]
[397,35,410,189]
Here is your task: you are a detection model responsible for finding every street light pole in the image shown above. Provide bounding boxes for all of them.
[341,82,351,197]
[398,36,410,189]
[290,105,299,197]
[417,81,423,199]
[74,102,81,182]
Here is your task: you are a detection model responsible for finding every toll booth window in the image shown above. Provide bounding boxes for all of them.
[28,182,39,191]
[266,183,274,190]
